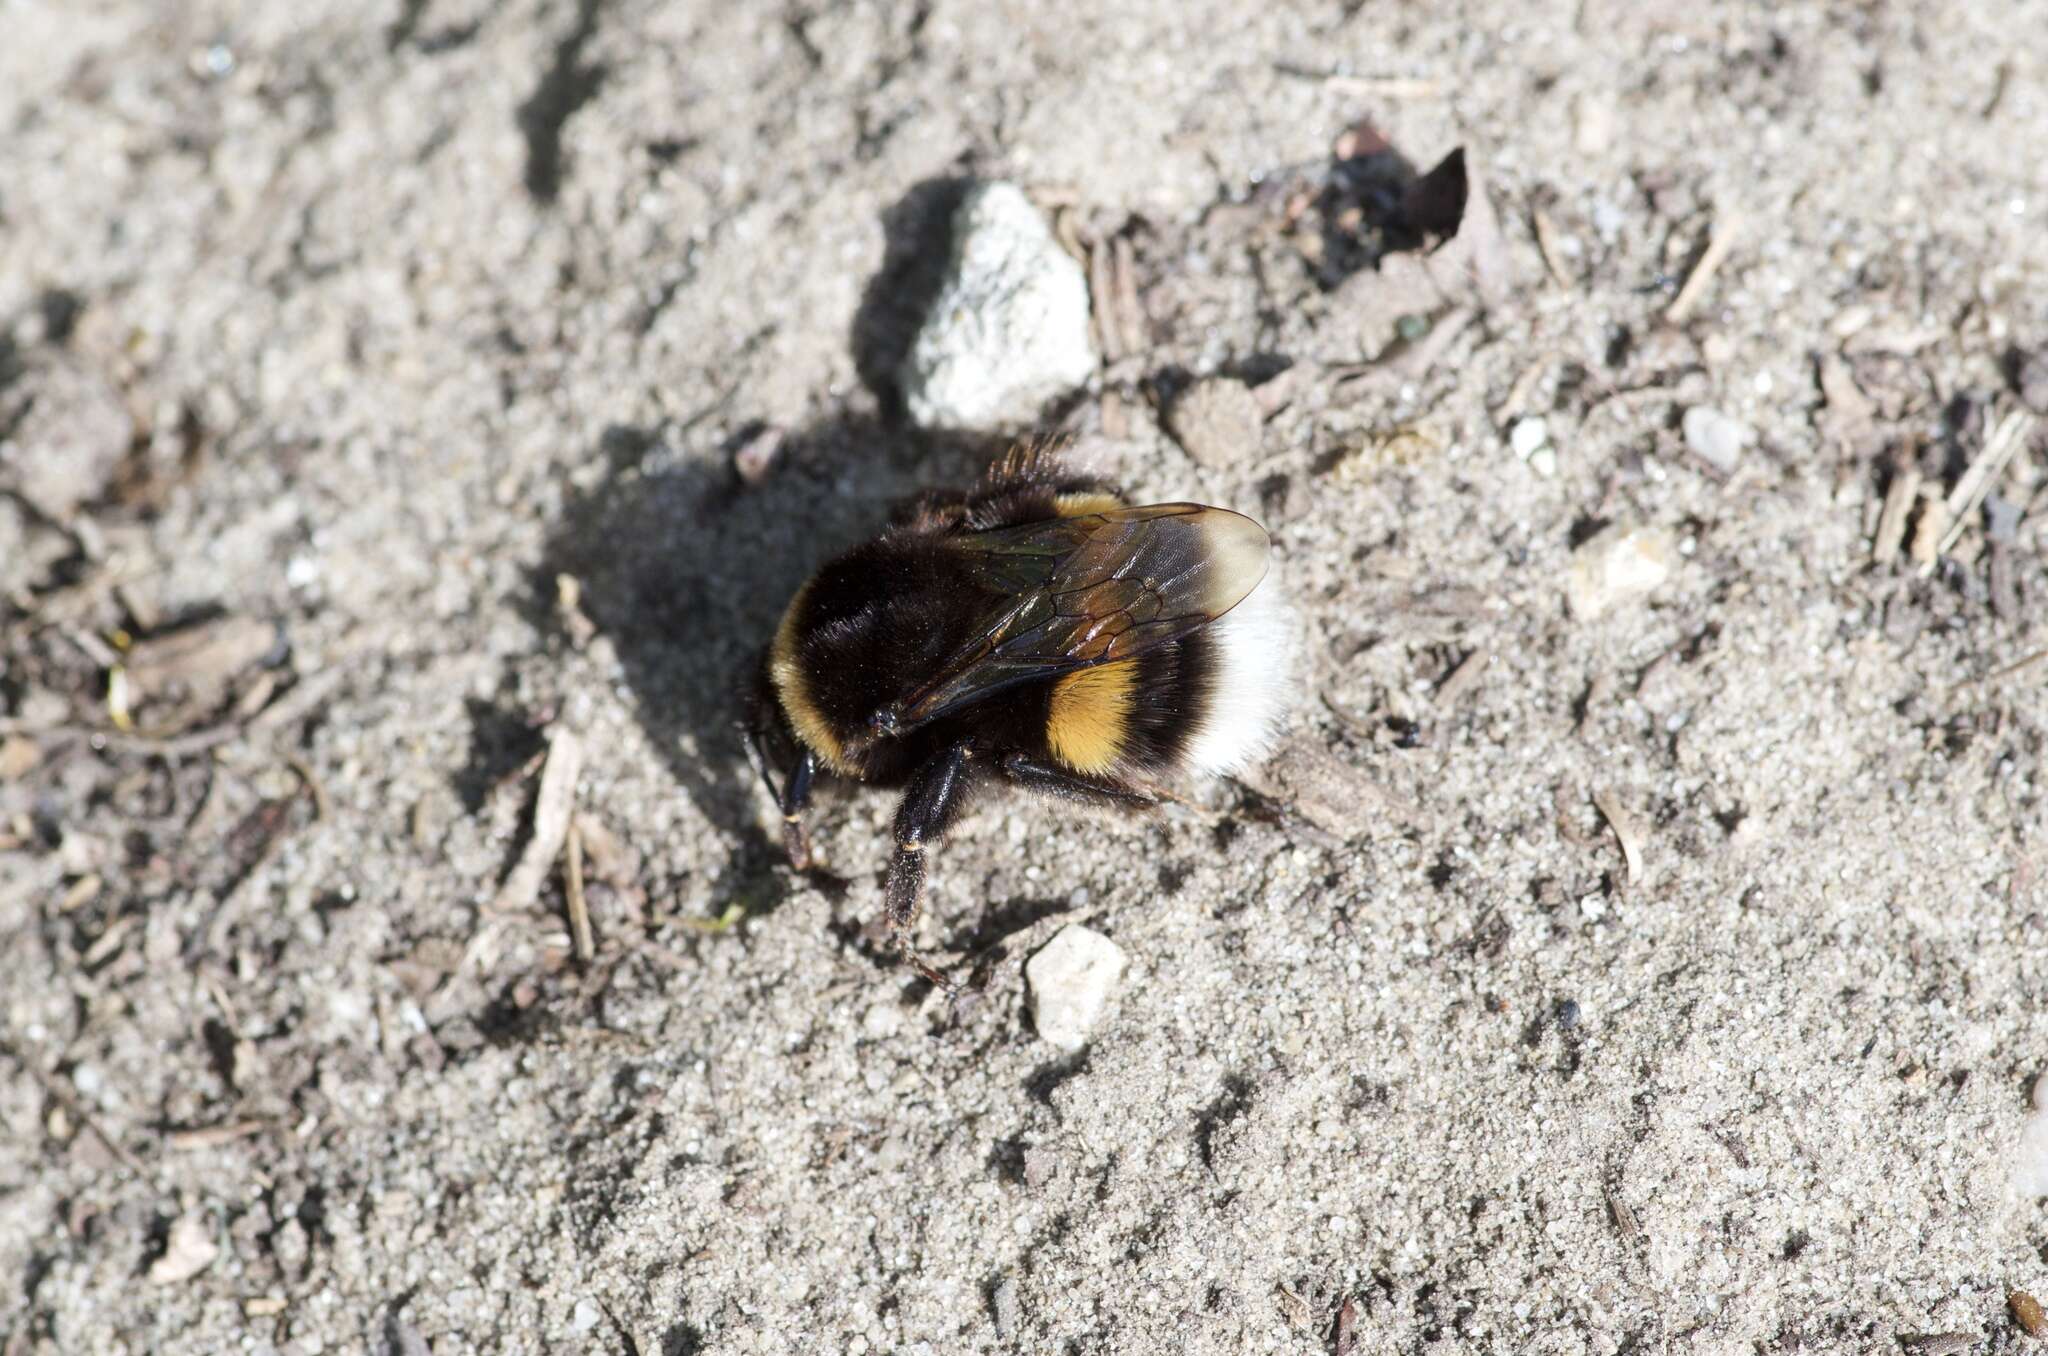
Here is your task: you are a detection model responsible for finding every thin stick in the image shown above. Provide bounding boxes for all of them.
[1324,75,1442,99]
[1434,648,1491,708]
[1532,207,1573,287]
[1665,212,1744,322]
[565,817,594,962]
[1930,408,2037,565]
[1954,647,2048,692]
[489,729,583,914]
[166,1120,268,1151]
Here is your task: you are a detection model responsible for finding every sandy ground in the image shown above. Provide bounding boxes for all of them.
[3,1,2047,1352]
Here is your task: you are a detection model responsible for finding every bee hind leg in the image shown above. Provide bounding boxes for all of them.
[1000,753,1156,808]
[883,741,977,992]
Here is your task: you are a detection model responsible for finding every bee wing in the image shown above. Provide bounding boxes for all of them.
[877,504,1270,733]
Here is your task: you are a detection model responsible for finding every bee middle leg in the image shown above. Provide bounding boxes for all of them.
[884,741,977,991]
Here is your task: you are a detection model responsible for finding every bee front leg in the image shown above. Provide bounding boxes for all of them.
[777,746,819,871]
[884,741,976,992]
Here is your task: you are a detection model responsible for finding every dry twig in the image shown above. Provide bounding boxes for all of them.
[489,729,583,913]
[565,817,594,962]
[1665,211,1744,322]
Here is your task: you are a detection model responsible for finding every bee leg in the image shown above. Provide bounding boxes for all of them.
[777,747,819,871]
[1000,753,1156,808]
[884,741,977,992]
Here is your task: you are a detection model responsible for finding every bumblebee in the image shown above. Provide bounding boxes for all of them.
[748,446,1294,989]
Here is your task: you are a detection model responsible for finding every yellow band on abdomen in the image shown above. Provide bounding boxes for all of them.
[1047,659,1136,775]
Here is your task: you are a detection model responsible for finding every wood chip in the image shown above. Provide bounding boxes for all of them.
[1605,1184,1642,1246]
[0,735,41,781]
[489,729,583,913]
[1872,463,1923,565]
[1334,1294,1359,1356]
[58,873,102,913]
[1592,787,1646,887]
[123,616,278,704]
[147,1211,219,1285]
[1531,206,1573,287]
[555,572,598,648]
[1324,74,1442,99]
[731,426,783,486]
[1087,239,1122,363]
[1665,211,1743,323]
[1909,487,1951,570]
[2011,1290,2046,1337]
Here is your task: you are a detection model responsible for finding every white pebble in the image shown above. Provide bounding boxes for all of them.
[569,1299,602,1336]
[1681,405,1750,475]
[1509,416,1549,460]
[900,182,1098,429]
[1566,523,1675,620]
[1025,924,1128,1050]
[2014,1073,2048,1197]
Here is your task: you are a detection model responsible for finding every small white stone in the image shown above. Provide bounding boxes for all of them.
[900,182,1098,429]
[1528,445,1559,478]
[569,1299,602,1336]
[1025,924,1128,1050]
[1566,523,1675,620]
[860,1001,902,1040]
[1681,405,1750,475]
[1509,416,1549,460]
[2016,1073,2048,1197]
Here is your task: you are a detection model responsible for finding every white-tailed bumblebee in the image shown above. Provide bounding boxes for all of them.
[748,445,1294,989]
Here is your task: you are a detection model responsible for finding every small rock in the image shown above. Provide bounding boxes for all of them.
[900,182,1098,429]
[1167,376,1262,467]
[148,1210,219,1285]
[990,1277,1021,1337]
[2014,348,2048,414]
[1527,445,1559,478]
[1566,523,1675,620]
[1509,416,1549,461]
[1681,405,1750,475]
[0,735,41,781]
[123,615,282,708]
[0,351,134,520]
[1025,924,1127,1050]
[2013,1073,2048,1197]
[569,1299,602,1336]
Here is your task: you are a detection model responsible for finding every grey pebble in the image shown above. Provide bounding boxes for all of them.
[0,351,133,520]
[1166,376,1261,467]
